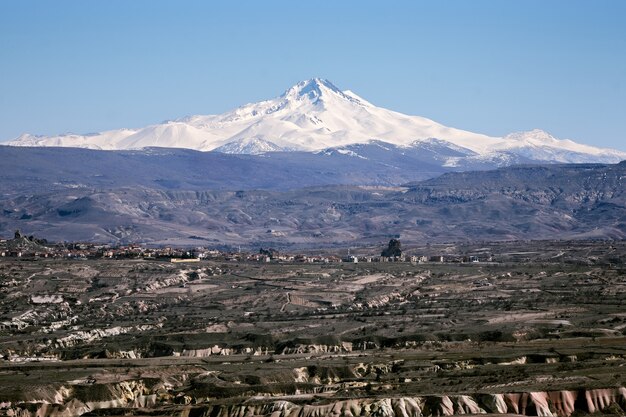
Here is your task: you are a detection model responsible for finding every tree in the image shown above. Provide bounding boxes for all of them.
[259,248,279,259]
[381,239,402,257]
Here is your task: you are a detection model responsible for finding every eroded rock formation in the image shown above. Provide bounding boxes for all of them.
[4,387,626,417]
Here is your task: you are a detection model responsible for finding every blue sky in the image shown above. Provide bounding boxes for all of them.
[1,0,625,150]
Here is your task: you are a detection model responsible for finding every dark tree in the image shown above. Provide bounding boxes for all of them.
[259,248,279,259]
[381,239,402,257]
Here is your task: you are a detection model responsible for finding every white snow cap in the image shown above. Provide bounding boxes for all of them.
[7,79,626,163]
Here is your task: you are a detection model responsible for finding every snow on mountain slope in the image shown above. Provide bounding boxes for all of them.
[6,78,626,163]
[493,129,626,163]
[173,78,504,153]
[212,137,289,155]
[11,129,138,150]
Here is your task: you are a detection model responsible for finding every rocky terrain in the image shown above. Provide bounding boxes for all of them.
[1,240,625,416]
[1,157,624,245]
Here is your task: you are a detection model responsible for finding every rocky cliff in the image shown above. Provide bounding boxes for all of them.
[3,385,626,417]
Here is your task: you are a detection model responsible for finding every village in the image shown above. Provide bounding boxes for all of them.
[0,231,491,264]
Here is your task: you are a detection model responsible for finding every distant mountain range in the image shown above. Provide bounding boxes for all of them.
[1,150,624,246]
[7,78,626,164]
[2,79,625,246]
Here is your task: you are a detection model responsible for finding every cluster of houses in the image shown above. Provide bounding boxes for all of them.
[0,242,491,265]
[0,233,493,264]
[0,240,212,261]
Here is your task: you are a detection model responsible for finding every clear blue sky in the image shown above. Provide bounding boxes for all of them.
[1,0,625,150]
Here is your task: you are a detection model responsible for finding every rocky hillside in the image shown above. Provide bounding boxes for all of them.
[4,385,626,417]
[0,160,624,246]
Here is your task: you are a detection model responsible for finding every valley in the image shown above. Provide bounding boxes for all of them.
[1,240,625,417]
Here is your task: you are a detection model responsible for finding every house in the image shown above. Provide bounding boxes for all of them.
[170,258,200,263]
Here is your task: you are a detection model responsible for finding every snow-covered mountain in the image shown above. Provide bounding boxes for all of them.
[7,78,626,164]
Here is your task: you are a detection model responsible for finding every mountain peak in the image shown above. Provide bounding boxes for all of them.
[504,129,557,143]
[7,80,626,164]
[282,78,345,102]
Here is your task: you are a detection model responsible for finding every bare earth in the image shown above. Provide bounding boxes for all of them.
[0,240,625,417]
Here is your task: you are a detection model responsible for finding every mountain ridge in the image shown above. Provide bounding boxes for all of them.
[7,78,625,164]
[1,160,624,246]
